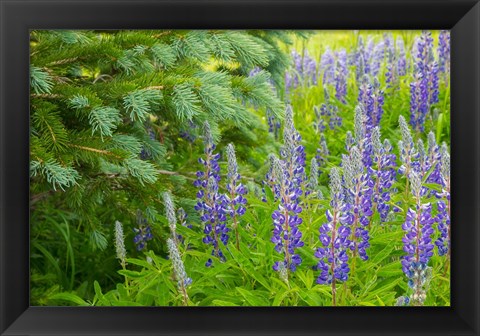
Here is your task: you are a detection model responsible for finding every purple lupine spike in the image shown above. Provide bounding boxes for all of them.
[343,146,373,261]
[353,104,374,168]
[266,109,281,140]
[401,170,435,306]
[398,115,416,177]
[345,131,355,152]
[271,155,305,274]
[371,78,385,127]
[437,30,450,86]
[306,157,319,196]
[385,34,399,88]
[358,76,384,128]
[410,31,439,132]
[320,47,336,85]
[133,210,153,251]
[358,76,374,127]
[371,127,397,223]
[194,122,229,266]
[281,105,307,191]
[303,49,318,85]
[370,40,385,76]
[435,146,450,257]
[315,167,352,306]
[397,36,407,76]
[353,36,366,81]
[316,133,329,172]
[334,49,348,103]
[226,143,247,250]
[438,30,450,74]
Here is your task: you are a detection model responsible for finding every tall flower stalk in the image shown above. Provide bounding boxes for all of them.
[398,115,417,202]
[343,147,373,261]
[194,122,229,266]
[401,170,435,306]
[315,167,352,306]
[271,155,304,274]
[370,127,397,224]
[435,147,450,261]
[226,143,247,250]
[166,238,192,306]
[410,31,439,132]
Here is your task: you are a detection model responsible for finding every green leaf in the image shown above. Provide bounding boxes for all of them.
[48,292,89,306]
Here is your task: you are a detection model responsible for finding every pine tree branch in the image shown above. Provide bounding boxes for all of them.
[69,144,123,159]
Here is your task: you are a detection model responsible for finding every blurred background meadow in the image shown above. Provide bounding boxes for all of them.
[30,30,450,306]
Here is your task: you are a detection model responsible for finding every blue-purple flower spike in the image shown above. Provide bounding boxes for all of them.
[271,155,305,274]
[437,30,450,85]
[401,170,435,306]
[226,143,247,250]
[435,147,450,257]
[371,127,397,223]
[315,167,352,306]
[194,121,229,266]
[410,31,439,132]
[334,49,348,103]
[342,146,373,261]
[133,210,153,251]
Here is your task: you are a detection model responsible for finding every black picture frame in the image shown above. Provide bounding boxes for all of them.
[1,0,479,335]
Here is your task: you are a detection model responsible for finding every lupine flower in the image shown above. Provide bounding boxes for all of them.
[286,50,318,93]
[314,104,341,132]
[114,220,127,267]
[370,40,385,76]
[371,127,397,223]
[277,260,290,285]
[410,31,439,132]
[166,238,192,305]
[437,30,450,84]
[306,157,319,195]
[397,36,407,76]
[177,208,192,229]
[267,109,281,139]
[358,76,384,128]
[315,167,352,305]
[271,155,305,272]
[435,148,450,256]
[133,210,153,251]
[385,34,402,88]
[226,143,247,249]
[320,48,336,85]
[398,115,416,178]
[316,134,329,171]
[281,105,307,191]
[401,170,435,306]
[342,146,373,260]
[163,191,177,238]
[353,104,374,168]
[194,122,229,266]
[334,49,348,103]
[345,131,355,152]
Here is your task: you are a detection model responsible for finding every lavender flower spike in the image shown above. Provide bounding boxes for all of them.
[163,191,177,238]
[435,148,450,257]
[401,170,435,306]
[166,238,192,305]
[194,121,229,266]
[315,167,352,306]
[226,143,247,250]
[114,220,127,267]
[271,155,305,273]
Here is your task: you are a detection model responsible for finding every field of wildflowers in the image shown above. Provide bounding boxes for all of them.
[30,30,450,307]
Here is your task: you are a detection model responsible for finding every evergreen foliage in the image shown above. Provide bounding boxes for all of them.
[30,29,291,303]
